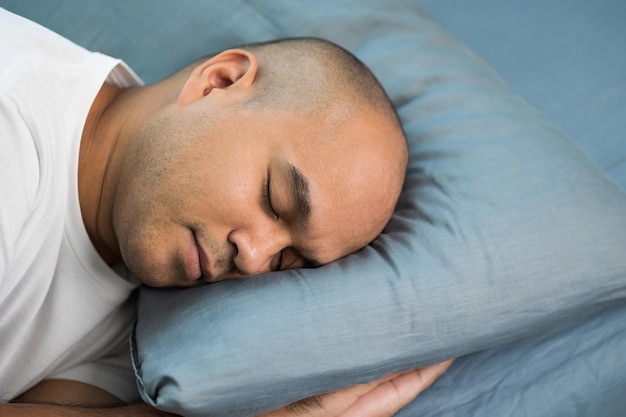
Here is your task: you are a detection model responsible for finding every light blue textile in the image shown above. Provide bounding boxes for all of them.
[417,0,626,190]
[398,302,626,417]
[3,1,626,416]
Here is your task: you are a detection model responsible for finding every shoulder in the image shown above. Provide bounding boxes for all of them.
[0,8,92,75]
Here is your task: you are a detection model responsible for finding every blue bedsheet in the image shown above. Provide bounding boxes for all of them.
[400,302,626,416]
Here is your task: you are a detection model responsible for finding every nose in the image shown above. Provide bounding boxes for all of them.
[228,221,290,276]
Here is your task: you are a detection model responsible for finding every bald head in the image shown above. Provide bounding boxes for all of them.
[185,37,404,135]
[238,37,408,242]
[241,38,399,117]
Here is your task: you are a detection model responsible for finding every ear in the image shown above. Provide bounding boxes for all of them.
[177,49,258,106]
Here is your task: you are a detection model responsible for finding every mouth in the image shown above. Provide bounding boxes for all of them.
[195,236,216,282]
[188,229,220,283]
[185,230,203,281]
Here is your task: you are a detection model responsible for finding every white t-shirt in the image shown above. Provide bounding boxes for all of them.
[0,9,143,402]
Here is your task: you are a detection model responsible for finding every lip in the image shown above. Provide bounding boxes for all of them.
[196,241,217,282]
[185,230,202,281]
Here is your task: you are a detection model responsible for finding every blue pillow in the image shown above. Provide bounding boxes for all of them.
[126,2,626,416]
[5,1,625,416]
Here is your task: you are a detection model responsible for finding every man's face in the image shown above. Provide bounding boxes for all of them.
[112,96,403,287]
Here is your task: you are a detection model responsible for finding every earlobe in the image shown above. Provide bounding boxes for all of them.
[177,49,258,106]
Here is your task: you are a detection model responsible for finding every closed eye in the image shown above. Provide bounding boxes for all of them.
[278,248,321,271]
[302,258,321,268]
[264,174,278,220]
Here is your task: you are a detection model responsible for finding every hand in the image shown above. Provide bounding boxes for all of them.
[260,359,454,417]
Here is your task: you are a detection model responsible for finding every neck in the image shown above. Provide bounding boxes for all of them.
[78,82,126,264]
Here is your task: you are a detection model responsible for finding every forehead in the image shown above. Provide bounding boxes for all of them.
[277,109,400,264]
[270,157,355,264]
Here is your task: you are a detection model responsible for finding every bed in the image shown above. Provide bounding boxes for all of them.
[2,1,625,416]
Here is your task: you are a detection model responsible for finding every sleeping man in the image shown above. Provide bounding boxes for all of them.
[0,8,451,417]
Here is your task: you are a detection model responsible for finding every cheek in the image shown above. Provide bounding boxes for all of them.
[114,203,180,285]
[204,168,260,225]
[196,149,266,221]
[118,109,269,236]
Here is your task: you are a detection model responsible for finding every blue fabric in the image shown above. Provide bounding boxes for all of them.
[3,1,626,416]
[399,302,626,417]
[417,0,626,190]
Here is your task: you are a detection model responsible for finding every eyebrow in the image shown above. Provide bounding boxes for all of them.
[287,163,321,267]
[288,163,312,229]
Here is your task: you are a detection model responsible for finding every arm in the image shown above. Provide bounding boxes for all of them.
[5,380,177,417]
[5,360,452,417]
[0,403,174,417]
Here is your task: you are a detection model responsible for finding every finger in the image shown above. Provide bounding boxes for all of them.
[309,379,386,416]
[297,369,416,416]
[339,360,454,417]
[261,374,398,417]
[257,384,366,417]
[412,359,454,388]
[257,383,370,417]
